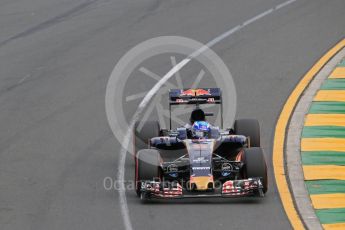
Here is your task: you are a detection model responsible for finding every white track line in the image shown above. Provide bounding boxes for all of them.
[117,1,297,229]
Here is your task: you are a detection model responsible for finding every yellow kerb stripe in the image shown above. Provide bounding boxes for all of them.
[314,90,345,102]
[301,138,345,152]
[303,165,345,180]
[323,223,345,230]
[305,114,345,126]
[329,67,345,79]
[273,39,345,230]
[310,193,345,209]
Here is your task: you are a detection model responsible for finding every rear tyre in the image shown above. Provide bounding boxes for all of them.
[244,147,268,193]
[234,119,260,147]
[134,120,160,155]
[135,149,161,196]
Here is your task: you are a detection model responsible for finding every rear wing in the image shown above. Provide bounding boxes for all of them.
[168,88,224,129]
[169,88,222,105]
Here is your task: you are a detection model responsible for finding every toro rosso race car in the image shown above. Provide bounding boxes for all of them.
[134,88,267,200]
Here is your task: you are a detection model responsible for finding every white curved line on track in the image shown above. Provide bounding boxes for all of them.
[117,1,297,229]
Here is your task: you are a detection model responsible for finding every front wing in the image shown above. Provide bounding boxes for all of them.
[139,178,264,200]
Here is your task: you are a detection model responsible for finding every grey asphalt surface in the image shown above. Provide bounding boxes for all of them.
[1,0,345,229]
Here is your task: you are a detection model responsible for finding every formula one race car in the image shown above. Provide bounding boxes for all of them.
[134,88,267,200]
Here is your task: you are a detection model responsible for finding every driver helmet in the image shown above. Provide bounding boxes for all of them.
[190,109,205,124]
[192,121,210,138]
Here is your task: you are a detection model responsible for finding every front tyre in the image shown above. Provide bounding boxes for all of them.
[135,149,161,196]
[244,147,268,193]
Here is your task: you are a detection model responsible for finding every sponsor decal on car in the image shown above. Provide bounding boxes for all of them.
[180,88,211,96]
[192,167,211,170]
[192,157,208,163]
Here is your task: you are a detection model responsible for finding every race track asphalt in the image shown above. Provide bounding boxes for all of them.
[0,0,345,229]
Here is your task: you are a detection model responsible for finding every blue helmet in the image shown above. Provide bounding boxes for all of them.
[192,121,210,138]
